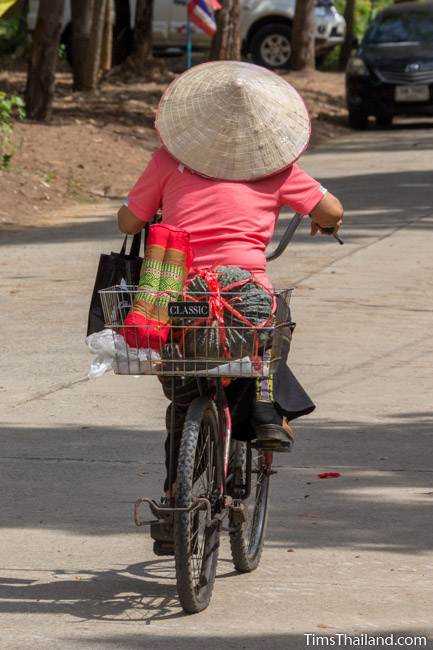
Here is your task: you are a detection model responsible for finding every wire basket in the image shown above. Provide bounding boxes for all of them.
[98,286,293,378]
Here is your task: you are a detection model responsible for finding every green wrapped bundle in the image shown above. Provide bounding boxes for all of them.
[182,266,274,362]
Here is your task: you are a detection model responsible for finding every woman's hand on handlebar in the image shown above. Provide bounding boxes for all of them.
[309,191,344,238]
[310,219,343,237]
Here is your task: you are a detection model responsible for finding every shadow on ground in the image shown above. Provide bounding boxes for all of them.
[0,416,432,550]
[1,168,432,249]
[0,560,180,623]
[0,560,432,633]
[317,120,433,155]
[0,547,431,648]
[0,415,432,624]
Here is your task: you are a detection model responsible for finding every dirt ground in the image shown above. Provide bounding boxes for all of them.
[0,58,348,229]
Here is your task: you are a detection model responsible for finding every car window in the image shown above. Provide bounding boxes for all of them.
[365,11,433,44]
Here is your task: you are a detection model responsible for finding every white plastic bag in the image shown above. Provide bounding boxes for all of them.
[86,329,160,380]
[207,356,269,377]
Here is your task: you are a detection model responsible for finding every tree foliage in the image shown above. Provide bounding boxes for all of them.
[0,15,28,54]
[0,91,25,168]
[334,0,395,40]
[321,0,397,69]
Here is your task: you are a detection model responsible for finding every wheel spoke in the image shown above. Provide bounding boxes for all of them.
[175,401,221,612]
[188,419,218,590]
[248,477,264,552]
[197,521,208,563]
[195,426,209,480]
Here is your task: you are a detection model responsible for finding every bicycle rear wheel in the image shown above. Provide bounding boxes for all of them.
[174,396,222,613]
[229,441,271,572]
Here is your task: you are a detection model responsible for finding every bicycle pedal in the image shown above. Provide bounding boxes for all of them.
[153,540,175,557]
[150,520,174,543]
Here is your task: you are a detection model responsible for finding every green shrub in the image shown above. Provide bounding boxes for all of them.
[318,1,397,70]
[0,16,28,55]
[320,45,341,71]
[334,0,397,40]
[0,92,26,169]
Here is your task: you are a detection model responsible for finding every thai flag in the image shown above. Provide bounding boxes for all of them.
[188,0,222,37]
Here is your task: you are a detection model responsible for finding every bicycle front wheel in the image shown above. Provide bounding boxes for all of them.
[229,441,270,572]
[174,396,222,613]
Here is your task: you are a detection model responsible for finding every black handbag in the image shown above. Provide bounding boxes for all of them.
[87,231,144,336]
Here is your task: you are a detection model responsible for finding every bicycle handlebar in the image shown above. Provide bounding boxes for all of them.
[265,213,304,262]
[146,211,343,265]
[266,212,344,262]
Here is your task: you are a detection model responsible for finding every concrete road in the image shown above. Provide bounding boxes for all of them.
[1,122,433,649]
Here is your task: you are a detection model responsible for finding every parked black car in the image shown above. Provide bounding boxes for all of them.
[346,1,433,129]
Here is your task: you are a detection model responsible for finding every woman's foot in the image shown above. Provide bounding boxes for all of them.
[151,492,176,556]
[253,419,294,452]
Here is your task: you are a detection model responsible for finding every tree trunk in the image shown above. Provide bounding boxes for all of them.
[100,0,113,74]
[81,0,107,91]
[291,0,316,71]
[71,0,95,90]
[130,0,154,65]
[339,0,356,70]
[210,0,241,61]
[25,0,64,121]
[122,0,162,77]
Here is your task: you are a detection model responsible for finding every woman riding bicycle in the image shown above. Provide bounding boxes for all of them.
[118,61,343,498]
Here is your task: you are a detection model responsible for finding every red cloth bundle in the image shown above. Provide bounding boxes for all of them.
[122,224,192,351]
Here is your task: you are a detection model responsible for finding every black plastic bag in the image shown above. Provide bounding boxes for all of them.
[87,232,143,336]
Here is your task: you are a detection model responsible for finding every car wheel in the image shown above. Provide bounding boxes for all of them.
[376,114,393,128]
[348,109,369,130]
[250,23,292,70]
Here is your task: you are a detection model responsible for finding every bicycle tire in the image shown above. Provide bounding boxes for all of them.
[174,396,222,613]
[229,442,270,573]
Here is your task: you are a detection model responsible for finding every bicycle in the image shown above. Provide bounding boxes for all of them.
[99,213,306,614]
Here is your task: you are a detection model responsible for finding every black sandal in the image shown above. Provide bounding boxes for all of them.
[252,423,294,452]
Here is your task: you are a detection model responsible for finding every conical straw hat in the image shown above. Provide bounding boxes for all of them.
[156,61,311,182]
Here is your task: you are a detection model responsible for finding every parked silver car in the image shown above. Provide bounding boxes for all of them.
[28,0,346,69]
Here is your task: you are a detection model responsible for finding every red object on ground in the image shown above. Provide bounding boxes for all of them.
[318,472,341,479]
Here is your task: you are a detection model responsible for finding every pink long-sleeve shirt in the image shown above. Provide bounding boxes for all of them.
[127,147,324,288]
